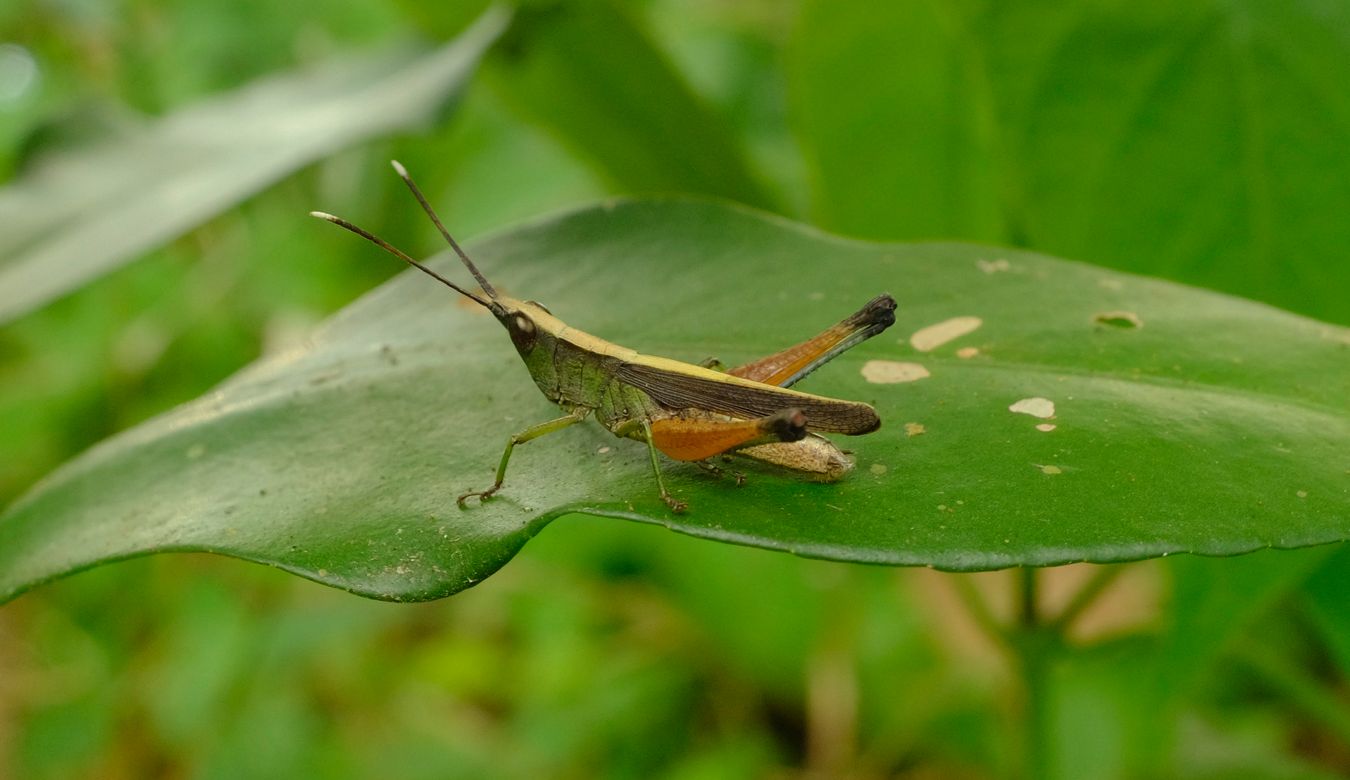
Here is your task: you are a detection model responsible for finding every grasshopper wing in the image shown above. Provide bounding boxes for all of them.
[616,358,880,435]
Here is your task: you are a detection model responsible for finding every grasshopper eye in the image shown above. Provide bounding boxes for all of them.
[509,313,537,352]
[525,300,552,315]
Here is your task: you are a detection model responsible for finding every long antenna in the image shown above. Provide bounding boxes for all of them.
[390,160,499,300]
[309,211,492,309]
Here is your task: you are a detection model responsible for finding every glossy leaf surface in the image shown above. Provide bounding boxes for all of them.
[1,201,1346,603]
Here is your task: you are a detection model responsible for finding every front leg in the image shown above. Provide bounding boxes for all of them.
[458,410,587,508]
[640,418,687,514]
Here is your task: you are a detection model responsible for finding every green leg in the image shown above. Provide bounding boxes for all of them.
[458,412,584,508]
[640,419,688,513]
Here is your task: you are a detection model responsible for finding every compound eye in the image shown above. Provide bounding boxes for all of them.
[510,313,537,352]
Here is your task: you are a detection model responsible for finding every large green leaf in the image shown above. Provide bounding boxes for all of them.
[788,0,1350,324]
[0,7,507,325]
[1,200,1346,603]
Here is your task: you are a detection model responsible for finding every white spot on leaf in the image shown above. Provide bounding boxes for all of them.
[910,316,983,352]
[862,360,930,384]
[977,258,1011,273]
[1010,397,1056,419]
[1036,423,1056,432]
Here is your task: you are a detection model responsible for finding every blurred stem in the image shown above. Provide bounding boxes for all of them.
[951,568,1069,779]
[1049,564,1124,634]
[1015,567,1052,780]
[950,573,1007,648]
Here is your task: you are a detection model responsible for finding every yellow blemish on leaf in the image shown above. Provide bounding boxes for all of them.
[861,360,930,384]
[1010,397,1056,419]
[1038,464,1063,475]
[977,258,1011,273]
[910,316,983,352]
[956,346,980,359]
[1036,423,1056,432]
[904,422,926,437]
[869,463,888,476]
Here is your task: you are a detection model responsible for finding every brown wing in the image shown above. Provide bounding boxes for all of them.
[615,361,880,435]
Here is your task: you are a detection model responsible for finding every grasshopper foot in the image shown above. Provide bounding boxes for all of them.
[661,492,688,514]
[457,486,500,508]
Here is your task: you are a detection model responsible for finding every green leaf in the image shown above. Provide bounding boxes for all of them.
[0,7,508,325]
[485,0,771,208]
[1,200,1346,603]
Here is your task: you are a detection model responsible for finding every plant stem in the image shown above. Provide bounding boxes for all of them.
[950,573,1008,649]
[1049,564,1124,635]
[1016,567,1051,780]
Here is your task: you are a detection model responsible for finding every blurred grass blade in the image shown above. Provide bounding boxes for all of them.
[486,0,771,208]
[1,200,1347,604]
[0,6,508,326]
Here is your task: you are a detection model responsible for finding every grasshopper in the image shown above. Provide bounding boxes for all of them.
[312,162,896,512]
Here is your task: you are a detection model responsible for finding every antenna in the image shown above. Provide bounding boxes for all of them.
[309,211,491,309]
[390,160,499,301]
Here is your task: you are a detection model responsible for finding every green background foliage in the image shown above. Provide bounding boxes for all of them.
[0,1,1347,778]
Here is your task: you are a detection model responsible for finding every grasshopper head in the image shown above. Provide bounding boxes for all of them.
[489,297,563,361]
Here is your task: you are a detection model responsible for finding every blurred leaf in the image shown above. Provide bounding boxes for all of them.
[1010,1,1350,325]
[1130,548,1336,775]
[0,7,508,325]
[787,1,1350,324]
[788,0,1005,241]
[486,0,771,208]
[1303,544,1350,677]
[1159,549,1334,697]
[0,199,1347,603]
